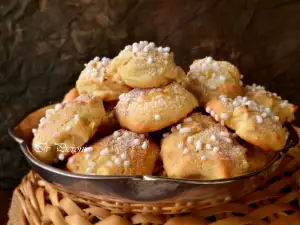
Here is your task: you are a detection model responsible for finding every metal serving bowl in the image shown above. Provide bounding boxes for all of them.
[9,105,299,213]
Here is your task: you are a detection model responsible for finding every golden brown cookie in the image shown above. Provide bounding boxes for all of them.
[246,147,275,173]
[32,95,105,164]
[66,129,160,175]
[95,102,120,138]
[63,88,79,101]
[205,95,287,151]
[185,57,243,104]
[115,83,199,133]
[161,113,249,180]
[76,57,131,101]
[107,41,186,88]
[245,84,297,123]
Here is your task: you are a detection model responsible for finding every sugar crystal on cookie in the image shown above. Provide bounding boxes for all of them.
[171,126,177,133]
[213,147,219,153]
[187,136,193,144]
[176,124,182,129]
[124,160,130,168]
[65,124,72,131]
[220,75,226,81]
[220,113,228,120]
[225,138,232,143]
[133,139,141,146]
[205,144,212,150]
[141,141,148,150]
[177,143,183,149]
[220,131,229,137]
[45,109,54,118]
[154,114,161,120]
[113,131,121,138]
[256,115,263,124]
[205,107,211,113]
[100,148,109,156]
[179,128,191,134]
[196,140,202,150]
[58,153,65,161]
[114,158,121,165]
[84,147,93,153]
[210,135,216,142]
[74,114,80,122]
[55,103,62,110]
[184,117,193,123]
[121,152,127,159]
[183,148,189,155]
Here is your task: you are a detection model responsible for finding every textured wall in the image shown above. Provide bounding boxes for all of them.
[1,0,300,189]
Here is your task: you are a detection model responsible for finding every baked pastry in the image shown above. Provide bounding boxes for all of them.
[161,113,249,179]
[115,83,199,133]
[107,41,185,88]
[185,57,243,104]
[76,57,131,101]
[32,95,105,164]
[245,84,297,123]
[63,88,79,101]
[205,95,287,151]
[66,129,160,175]
[246,147,275,173]
[95,102,120,138]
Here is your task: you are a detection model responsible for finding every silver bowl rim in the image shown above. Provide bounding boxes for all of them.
[9,114,299,185]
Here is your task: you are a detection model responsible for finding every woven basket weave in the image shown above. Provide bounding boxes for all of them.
[8,143,300,225]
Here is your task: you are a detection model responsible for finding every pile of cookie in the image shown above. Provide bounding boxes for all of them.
[31,41,297,180]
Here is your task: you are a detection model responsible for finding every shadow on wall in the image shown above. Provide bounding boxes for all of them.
[0,0,300,189]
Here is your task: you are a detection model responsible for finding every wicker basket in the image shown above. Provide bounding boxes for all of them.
[8,144,300,225]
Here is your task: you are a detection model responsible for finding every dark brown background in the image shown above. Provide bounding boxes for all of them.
[0,0,300,223]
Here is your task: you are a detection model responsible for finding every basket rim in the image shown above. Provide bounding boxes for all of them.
[8,106,299,185]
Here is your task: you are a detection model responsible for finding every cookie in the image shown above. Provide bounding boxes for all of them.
[115,83,199,133]
[245,84,297,123]
[95,102,120,138]
[32,95,105,164]
[161,113,249,179]
[185,57,243,104]
[66,129,160,175]
[246,147,275,173]
[63,88,79,101]
[107,41,186,88]
[76,57,131,101]
[205,95,287,151]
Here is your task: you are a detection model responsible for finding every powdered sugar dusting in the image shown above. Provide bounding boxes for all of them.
[117,83,197,117]
[180,123,247,164]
